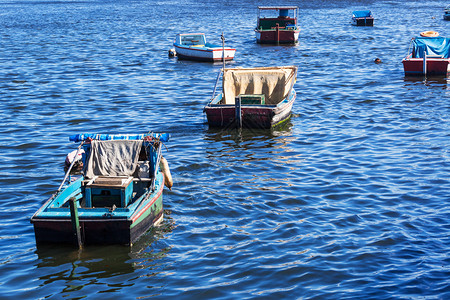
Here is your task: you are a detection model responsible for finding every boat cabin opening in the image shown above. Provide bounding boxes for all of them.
[178,34,207,46]
[257,6,298,30]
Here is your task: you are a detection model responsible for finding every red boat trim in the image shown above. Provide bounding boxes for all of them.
[174,45,235,53]
[130,181,164,223]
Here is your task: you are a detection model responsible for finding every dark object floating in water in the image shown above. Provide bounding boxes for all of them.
[168,48,177,57]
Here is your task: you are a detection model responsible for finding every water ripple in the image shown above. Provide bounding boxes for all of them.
[0,0,449,299]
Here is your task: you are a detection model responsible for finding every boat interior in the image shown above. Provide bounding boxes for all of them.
[257,7,297,30]
[213,66,297,106]
[56,140,160,210]
[178,34,206,47]
[257,17,296,30]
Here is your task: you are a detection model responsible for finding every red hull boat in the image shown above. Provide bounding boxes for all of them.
[204,66,297,129]
[255,6,300,44]
[402,33,450,77]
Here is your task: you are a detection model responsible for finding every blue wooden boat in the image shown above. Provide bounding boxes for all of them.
[30,132,171,246]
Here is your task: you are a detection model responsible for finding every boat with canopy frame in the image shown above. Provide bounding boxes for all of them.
[255,6,300,44]
[30,132,171,246]
[204,66,298,129]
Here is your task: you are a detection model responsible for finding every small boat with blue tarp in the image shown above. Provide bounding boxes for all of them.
[255,6,300,44]
[204,66,297,129]
[172,33,235,62]
[444,5,450,20]
[351,10,374,26]
[30,132,172,246]
[402,33,450,76]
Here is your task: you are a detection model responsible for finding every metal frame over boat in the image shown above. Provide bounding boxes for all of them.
[351,10,374,26]
[204,66,298,129]
[255,6,300,44]
[402,34,450,76]
[30,133,171,246]
[173,33,236,62]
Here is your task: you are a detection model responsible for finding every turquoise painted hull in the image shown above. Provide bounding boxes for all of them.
[31,172,165,246]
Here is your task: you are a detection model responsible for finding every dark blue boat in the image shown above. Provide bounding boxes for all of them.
[30,133,171,246]
[351,10,374,26]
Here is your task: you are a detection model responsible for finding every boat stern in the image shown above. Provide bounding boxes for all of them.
[403,57,450,76]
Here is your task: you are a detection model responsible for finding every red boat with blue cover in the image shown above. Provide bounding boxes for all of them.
[402,35,450,76]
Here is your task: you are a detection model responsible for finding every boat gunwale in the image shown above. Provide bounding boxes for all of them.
[257,6,299,10]
[206,96,292,110]
[205,89,296,115]
[30,172,164,221]
[204,92,295,128]
[173,44,236,53]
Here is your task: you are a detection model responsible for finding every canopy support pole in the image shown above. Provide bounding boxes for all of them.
[423,52,427,76]
[69,197,83,249]
[235,96,242,128]
[276,23,280,45]
[221,32,226,71]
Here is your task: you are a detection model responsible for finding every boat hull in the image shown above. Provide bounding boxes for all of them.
[205,90,295,129]
[255,29,300,44]
[31,174,165,246]
[352,17,374,26]
[32,217,134,245]
[174,45,235,62]
[402,57,450,76]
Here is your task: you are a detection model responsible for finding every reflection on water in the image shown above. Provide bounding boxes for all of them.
[403,76,449,85]
[36,245,135,281]
[1,0,449,299]
[34,212,175,296]
[205,119,294,143]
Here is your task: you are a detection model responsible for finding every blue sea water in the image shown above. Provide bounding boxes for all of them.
[0,0,449,299]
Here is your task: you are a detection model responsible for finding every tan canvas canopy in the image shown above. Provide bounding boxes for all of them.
[222,66,297,105]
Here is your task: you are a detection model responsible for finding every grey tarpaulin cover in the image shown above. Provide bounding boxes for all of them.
[84,140,143,179]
